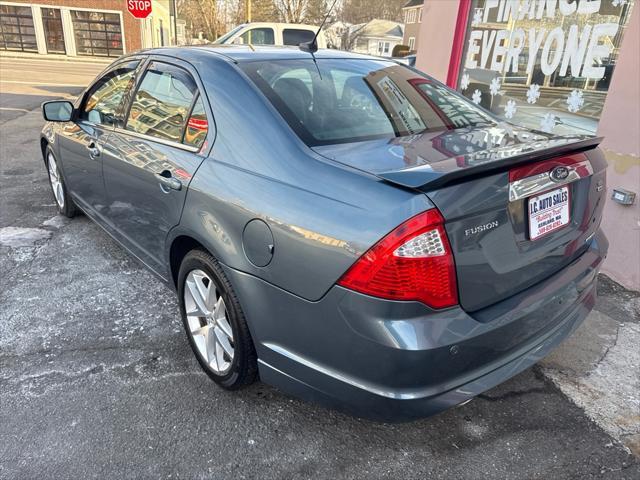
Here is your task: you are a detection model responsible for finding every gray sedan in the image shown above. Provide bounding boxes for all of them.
[40,46,607,421]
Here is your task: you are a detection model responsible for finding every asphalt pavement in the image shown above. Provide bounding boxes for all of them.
[0,56,639,479]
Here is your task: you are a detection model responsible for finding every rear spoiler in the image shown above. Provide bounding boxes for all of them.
[376,136,602,191]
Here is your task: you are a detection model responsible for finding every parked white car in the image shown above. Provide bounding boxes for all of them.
[213,23,327,48]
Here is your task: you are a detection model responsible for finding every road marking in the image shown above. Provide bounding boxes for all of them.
[0,107,31,112]
[0,80,86,87]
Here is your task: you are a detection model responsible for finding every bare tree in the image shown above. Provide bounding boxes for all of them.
[273,0,306,23]
[339,0,406,24]
[304,0,329,25]
[249,0,280,22]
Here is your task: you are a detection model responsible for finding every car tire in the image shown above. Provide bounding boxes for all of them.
[178,249,258,389]
[45,146,79,218]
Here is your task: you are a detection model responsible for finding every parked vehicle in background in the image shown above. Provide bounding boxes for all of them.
[213,23,327,48]
[40,45,607,421]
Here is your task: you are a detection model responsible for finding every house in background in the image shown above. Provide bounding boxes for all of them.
[402,0,424,53]
[348,19,404,58]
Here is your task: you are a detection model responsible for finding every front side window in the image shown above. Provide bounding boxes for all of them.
[282,29,315,46]
[240,28,274,45]
[126,62,198,144]
[81,61,139,125]
[241,59,495,147]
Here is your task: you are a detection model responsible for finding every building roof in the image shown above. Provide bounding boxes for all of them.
[349,19,404,40]
[403,0,424,8]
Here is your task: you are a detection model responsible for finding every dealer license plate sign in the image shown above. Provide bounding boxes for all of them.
[528,186,570,240]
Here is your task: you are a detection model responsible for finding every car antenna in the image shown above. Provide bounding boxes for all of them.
[299,0,337,79]
[299,0,337,54]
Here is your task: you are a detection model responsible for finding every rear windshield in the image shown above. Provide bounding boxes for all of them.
[240,59,496,146]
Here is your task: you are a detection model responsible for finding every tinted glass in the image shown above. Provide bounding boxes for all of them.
[81,61,139,125]
[282,29,315,46]
[241,59,496,146]
[126,62,198,143]
[240,27,274,45]
[183,95,208,148]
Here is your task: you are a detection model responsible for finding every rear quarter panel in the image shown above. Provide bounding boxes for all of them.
[171,58,431,301]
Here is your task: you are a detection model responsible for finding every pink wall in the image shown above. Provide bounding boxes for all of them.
[415,2,640,291]
[415,0,460,83]
[597,5,640,291]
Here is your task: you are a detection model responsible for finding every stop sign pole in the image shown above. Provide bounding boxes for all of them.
[127,0,152,19]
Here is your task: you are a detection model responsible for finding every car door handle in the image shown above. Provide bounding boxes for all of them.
[87,141,101,158]
[155,170,182,191]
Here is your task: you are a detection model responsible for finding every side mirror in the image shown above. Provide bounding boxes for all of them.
[232,36,244,45]
[42,100,74,122]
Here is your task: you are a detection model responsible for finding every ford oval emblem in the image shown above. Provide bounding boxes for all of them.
[550,166,570,182]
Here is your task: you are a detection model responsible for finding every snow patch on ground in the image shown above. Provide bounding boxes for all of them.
[0,227,51,247]
[542,309,640,455]
[42,215,69,229]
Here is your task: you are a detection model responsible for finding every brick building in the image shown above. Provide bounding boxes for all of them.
[0,0,174,58]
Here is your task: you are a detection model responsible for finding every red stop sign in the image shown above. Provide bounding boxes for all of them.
[127,0,152,19]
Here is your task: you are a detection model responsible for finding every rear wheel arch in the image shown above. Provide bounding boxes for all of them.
[169,235,207,288]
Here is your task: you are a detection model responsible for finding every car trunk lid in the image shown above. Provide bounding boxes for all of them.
[314,125,606,311]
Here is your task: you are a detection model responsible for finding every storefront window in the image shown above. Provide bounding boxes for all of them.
[71,10,123,57]
[0,5,37,52]
[458,0,635,135]
[42,8,65,54]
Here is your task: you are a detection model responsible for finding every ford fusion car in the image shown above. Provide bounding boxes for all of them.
[40,46,607,421]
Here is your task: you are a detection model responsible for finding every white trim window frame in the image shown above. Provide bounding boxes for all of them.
[408,37,415,51]
[0,1,127,57]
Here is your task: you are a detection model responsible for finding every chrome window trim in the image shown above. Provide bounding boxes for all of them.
[508,160,593,202]
[113,127,201,153]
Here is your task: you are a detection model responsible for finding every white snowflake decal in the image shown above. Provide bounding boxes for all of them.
[612,0,626,7]
[526,84,540,104]
[489,77,501,96]
[472,89,482,105]
[472,9,483,26]
[504,100,517,119]
[540,113,557,133]
[460,73,470,91]
[566,89,585,113]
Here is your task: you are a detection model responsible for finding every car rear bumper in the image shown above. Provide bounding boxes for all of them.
[224,229,608,421]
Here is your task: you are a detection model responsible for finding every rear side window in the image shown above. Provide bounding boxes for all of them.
[282,29,314,46]
[81,60,139,125]
[240,28,274,45]
[184,95,208,149]
[126,61,199,144]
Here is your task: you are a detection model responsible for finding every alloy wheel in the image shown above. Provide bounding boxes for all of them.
[47,152,65,209]
[183,269,235,374]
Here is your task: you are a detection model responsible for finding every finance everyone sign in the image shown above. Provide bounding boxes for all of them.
[465,0,621,80]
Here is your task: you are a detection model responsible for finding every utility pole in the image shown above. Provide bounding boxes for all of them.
[246,0,252,22]
[172,0,178,45]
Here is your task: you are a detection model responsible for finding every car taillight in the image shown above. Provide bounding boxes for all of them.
[337,209,458,309]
